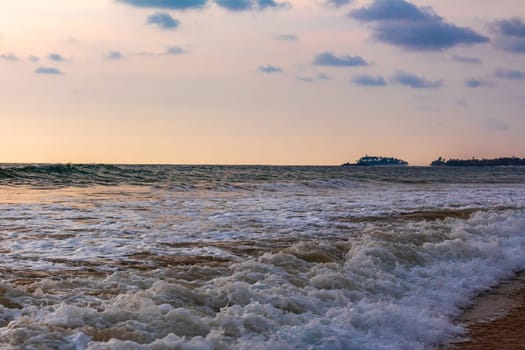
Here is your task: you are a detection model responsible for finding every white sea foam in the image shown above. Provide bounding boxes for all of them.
[2,210,520,349]
[1,168,525,349]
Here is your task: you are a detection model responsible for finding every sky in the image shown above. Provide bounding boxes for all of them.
[0,0,524,165]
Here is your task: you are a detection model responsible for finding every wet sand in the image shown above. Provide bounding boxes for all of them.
[451,272,525,350]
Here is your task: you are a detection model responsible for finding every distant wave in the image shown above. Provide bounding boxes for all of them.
[0,164,163,186]
[1,164,524,188]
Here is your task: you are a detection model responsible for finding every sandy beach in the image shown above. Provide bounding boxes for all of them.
[451,272,525,350]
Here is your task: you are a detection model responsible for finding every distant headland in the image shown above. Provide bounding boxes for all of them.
[430,157,525,167]
[342,156,408,167]
[341,156,525,167]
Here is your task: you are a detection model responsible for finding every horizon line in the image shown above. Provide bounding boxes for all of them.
[2,156,523,167]
[1,161,433,167]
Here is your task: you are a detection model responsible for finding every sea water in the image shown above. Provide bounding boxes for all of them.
[0,164,524,349]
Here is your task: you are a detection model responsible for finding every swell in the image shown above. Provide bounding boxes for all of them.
[1,164,525,189]
[0,164,164,187]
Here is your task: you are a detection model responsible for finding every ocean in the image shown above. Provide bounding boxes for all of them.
[0,164,524,349]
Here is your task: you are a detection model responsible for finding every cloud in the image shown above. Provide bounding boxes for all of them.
[391,71,442,89]
[106,51,125,60]
[490,18,525,53]
[0,53,19,61]
[166,46,187,55]
[117,0,207,10]
[28,55,40,62]
[351,0,429,21]
[257,65,283,73]
[465,79,493,88]
[35,67,63,75]
[295,72,330,82]
[495,69,525,80]
[147,12,180,29]
[352,74,387,87]
[313,52,367,67]
[325,0,353,8]
[491,18,525,37]
[451,55,482,64]
[215,0,287,11]
[48,53,65,62]
[274,34,298,41]
[129,46,188,57]
[349,0,489,51]
[120,0,288,12]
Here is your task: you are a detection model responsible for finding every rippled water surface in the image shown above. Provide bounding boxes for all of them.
[0,165,524,349]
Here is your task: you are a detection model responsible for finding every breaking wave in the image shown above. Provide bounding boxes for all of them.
[1,165,525,349]
[0,210,524,349]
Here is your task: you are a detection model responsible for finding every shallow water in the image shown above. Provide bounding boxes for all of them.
[0,165,524,349]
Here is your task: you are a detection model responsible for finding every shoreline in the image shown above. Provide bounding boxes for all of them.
[448,271,525,349]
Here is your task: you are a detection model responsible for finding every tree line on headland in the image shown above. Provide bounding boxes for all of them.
[342,156,408,166]
[431,157,525,167]
[342,156,525,167]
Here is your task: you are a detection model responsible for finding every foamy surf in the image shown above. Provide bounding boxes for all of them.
[0,166,524,349]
